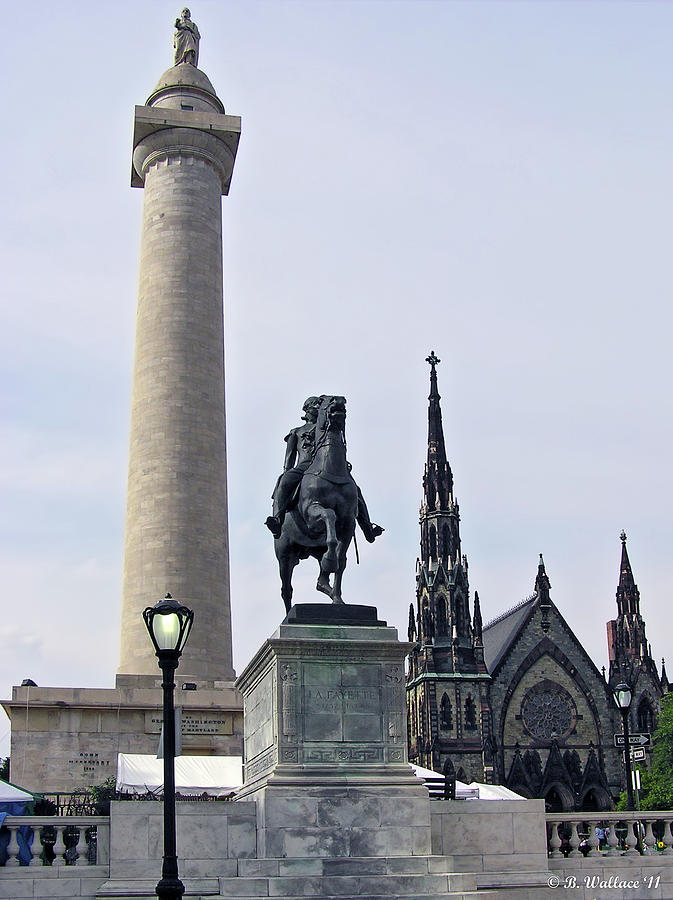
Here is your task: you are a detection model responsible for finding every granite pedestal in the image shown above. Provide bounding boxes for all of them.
[235,606,432,859]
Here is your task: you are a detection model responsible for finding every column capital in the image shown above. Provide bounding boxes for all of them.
[131,106,241,195]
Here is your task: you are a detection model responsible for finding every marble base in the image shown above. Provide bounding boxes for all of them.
[235,616,431,857]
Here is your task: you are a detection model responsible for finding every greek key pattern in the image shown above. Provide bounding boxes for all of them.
[303,747,383,763]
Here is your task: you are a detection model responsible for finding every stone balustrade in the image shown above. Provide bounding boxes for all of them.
[547,810,673,857]
[0,816,109,867]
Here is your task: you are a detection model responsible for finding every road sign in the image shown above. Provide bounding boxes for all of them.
[614,733,651,748]
[630,748,647,762]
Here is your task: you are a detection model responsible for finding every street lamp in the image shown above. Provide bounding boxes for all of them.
[613,682,634,811]
[143,593,194,900]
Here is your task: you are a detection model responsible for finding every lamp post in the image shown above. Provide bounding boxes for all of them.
[613,682,634,811]
[143,594,194,900]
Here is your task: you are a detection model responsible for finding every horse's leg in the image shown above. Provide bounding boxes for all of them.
[331,528,354,604]
[276,539,298,613]
[303,502,339,596]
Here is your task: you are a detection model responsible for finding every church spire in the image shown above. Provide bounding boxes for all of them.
[422,351,454,515]
[616,530,640,617]
[607,531,650,684]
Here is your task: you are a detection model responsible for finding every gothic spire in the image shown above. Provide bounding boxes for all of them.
[423,351,454,512]
[616,530,640,616]
[473,591,483,643]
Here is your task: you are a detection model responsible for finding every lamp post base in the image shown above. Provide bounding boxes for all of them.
[155,874,185,900]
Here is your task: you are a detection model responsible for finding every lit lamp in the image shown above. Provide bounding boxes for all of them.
[143,593,194,900]
[613,682,634,811]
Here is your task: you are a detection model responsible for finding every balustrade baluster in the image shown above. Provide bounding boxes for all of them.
[585,822,599,857]
[606,821,619,857]
[5,825,20,866]
[625,820,639,856]
[643,819,655,855]
[74,826,87,866]
[52,823,66,866]
[662,818,673,855]
[28,825,43,866]
[548,819,562,858]
[567,821,581,858]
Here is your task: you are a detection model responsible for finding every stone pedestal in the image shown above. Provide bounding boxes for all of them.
[235,607,431,858]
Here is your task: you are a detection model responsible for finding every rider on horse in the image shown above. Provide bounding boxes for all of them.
[265,396,383,543]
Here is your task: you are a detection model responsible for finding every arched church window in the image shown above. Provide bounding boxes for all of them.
[429,525,437,560]
[464,694,477,731]
[436,596,448,636]
[637,698,655,733]
[440,693,453,729]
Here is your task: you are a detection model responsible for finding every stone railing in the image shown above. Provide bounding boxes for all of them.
[0,816,109,867]
[546,811,673,857]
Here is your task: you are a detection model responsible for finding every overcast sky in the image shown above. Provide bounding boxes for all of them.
[1,0,672,759]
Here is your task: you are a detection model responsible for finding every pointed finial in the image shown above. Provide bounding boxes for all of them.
[601,666,606,680]
[620,530,627,544]
[426,350,441,368]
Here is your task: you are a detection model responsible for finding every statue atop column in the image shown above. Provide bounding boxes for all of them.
[267,395,383,611]
[174,8,200,67]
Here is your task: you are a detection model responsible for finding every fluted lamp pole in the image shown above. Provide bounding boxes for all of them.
[613,682,635,812]
[143,594,194,900]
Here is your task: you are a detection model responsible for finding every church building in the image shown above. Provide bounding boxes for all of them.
[406,353,667,811]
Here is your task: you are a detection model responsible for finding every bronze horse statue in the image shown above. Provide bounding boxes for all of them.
[274,395,359,611]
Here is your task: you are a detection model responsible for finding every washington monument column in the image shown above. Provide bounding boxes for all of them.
[119,19,240,680]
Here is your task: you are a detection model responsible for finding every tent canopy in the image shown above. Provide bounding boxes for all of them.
[410,764,524,801]
[116,754,242,797]
[0,779,36,804]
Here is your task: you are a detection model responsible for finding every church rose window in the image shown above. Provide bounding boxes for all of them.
[521,682,576,741]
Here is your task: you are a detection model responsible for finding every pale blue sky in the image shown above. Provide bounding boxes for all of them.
[1,0,672,758]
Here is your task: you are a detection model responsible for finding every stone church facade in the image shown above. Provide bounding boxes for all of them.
[406,354,667,811]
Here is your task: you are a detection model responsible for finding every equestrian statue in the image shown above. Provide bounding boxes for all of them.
[265,395,383,611]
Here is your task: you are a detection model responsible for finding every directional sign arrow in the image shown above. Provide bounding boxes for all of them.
[614,733,651,748]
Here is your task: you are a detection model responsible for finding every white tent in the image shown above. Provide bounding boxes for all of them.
[0,779,36,803]
[116,754,242,797]
[410,764,524,801]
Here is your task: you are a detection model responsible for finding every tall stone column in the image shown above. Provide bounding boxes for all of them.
[119,64,240,680]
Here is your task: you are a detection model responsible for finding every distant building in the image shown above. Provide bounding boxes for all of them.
[406,354,667,810]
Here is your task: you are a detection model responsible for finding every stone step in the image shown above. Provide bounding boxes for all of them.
[217,870,478,897]
[201,893,501,900]
[236,855,462,877]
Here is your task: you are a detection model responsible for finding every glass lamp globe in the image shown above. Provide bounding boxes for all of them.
[143,593,194,655]
[613,683,632,710]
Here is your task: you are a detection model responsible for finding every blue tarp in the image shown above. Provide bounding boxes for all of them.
[0,801,34,865]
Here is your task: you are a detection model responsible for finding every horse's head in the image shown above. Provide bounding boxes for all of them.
[316,395,347,437]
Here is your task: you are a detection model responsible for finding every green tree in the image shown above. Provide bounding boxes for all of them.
[0,757,8,781]
[620,693,673,811]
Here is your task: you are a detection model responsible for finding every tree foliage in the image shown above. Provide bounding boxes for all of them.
[624,693,673,810]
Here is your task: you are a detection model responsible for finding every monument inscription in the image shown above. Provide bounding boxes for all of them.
[302,662,382,743]
[145,711,234,736]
